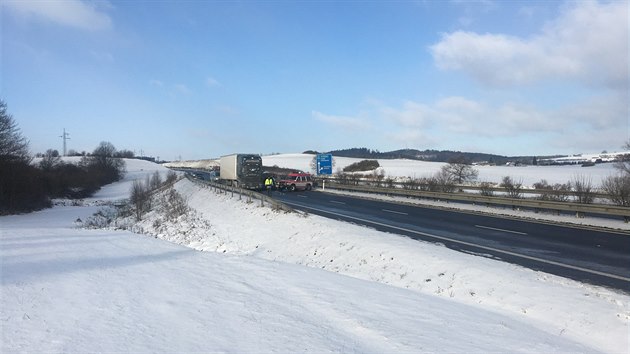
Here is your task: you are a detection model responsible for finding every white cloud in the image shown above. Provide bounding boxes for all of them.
[3,0,113,31]
[430,1,628,89]
[90,50,114,62]
[377,97,556,138]
[149,79,164,87]
[380,101,435,128]
[174,84,192,95]
[386,129,437,148]
[312,111,371,131]
[354,92,626,152]
[206,77,221,87]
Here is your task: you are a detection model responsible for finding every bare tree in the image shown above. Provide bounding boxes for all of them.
[130,180,150,221]
[501,176,523,198]
[614,141,630,175]
[433,169,456,193]
[441,157,479,185]
[572,174,595,204]
[149,171,162,190]
[601,174,630,207]
[371,168,386,187]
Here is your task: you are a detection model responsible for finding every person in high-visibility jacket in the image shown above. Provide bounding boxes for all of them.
[264,176,274,196]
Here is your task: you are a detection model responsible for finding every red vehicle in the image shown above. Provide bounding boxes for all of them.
[278,173,314,191]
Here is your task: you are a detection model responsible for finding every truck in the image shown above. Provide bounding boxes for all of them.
[219,154,263,190]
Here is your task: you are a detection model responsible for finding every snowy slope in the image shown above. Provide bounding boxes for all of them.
[2,159,629,353]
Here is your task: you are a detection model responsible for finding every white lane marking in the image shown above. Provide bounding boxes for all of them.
[475,225,528,236]
[382,209,408,216]
[330,200,346,205]
[297,195,308,198]
[280,200,630,283]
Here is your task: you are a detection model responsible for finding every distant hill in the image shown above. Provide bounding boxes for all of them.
[305,148,534,165]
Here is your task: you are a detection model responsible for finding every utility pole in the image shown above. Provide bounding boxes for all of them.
[59,128,70,156]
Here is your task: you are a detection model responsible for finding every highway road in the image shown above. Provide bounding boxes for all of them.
[272,189,630,292]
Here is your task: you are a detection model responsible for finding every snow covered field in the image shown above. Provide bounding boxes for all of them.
[2,159,629,353]
[262,153,619,187]
[166,153,620,187]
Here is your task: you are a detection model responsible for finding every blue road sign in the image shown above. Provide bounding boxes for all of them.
[316,154,333,175]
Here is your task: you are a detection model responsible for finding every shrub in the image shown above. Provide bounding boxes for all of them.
[479,182,495,197]
[533,179,571,202]
[343,160,380,172]
[165,170,178,185]
[572,174,595,204]
[130,180,150,221]
[601,174,630,207]
[402,178,420,190]
[433,169,456,193]
[150,171,162,190]
[501,176,523,199]
[160,187,188,221]
[79,141,126,186]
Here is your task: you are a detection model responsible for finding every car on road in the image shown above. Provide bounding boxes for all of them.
[278,172,314,192]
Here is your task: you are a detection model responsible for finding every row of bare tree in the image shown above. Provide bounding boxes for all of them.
[0,100,128,214]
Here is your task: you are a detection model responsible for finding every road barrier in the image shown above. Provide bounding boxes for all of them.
[186,174,292,212]
[318,181,630,221]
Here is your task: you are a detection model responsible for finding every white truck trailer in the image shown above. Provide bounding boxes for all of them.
[219,154,263,189]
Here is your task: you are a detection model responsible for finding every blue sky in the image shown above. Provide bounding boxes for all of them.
[2,0,628,160]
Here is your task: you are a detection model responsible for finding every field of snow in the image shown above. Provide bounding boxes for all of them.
[163,153,619,188]
[262,153,619,187]
[2,159,629,353]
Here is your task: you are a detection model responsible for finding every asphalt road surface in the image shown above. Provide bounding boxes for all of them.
[272,189,630,293]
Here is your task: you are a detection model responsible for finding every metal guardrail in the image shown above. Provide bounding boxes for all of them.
[316,177,610,199]
[320,181,630,220]
[185,174,292,212]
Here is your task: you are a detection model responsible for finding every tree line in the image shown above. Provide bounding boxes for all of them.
[0,100,128,215]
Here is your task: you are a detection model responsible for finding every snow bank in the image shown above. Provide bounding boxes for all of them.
[1,206,601,353]
[126,178,629,353]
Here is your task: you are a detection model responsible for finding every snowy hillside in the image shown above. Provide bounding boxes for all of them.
[2,159,629,353]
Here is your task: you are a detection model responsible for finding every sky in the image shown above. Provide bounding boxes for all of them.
[1,0,629,160]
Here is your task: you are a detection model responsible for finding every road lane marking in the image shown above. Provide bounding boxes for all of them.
[475,225,528,236]
[297,195,308,198]
[382,209,408,215]
[330,200,346,205]
[280,200,630,283]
